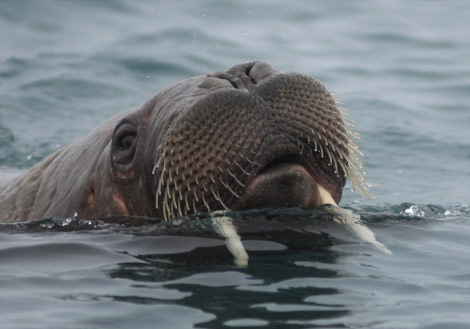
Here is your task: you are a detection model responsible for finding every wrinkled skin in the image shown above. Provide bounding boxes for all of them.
[0,62,368,223]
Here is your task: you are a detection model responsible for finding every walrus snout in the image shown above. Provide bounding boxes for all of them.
[152,62,369,220]
[208,61,276,89]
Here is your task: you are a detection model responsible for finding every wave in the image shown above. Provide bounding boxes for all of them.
[2,204,468,265]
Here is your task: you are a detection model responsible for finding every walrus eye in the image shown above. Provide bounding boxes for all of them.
[112,122,137,167]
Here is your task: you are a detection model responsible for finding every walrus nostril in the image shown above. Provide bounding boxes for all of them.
[244,62,257,84]
[244,61,255,75]
[210,61,275,89]
[247,61,275,83]
[208,72,244,89]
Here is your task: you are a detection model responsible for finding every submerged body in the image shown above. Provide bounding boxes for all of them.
[0,62,368,223]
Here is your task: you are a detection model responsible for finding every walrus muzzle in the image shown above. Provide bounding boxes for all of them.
[152,62,368,219]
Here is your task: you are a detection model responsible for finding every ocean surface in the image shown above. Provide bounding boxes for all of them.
[0,1,469,328]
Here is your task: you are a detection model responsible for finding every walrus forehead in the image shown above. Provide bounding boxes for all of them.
[145,76,233,133]
[147,62,280,126]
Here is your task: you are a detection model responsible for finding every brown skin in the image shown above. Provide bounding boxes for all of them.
[0,62,367,223]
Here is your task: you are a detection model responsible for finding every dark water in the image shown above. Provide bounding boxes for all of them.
[1,1,469,328]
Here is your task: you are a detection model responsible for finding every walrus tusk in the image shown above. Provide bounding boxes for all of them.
[329,207,393,255]
[211,216,249,266]
[318,184,338,207]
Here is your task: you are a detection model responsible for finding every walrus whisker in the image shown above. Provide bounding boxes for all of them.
[170,195,177,219]
[201,194,211,213]
[337,160,348,179]
[332,153,339,175]
[193,190,199,202]
[350,141,365,157]
[152,164,158,175]
[176,199,183,218]
[167,167,173,185]
[155,182,162,209]
[165,180,172,204]
[240,156,262,167]
[155,172,164,197]
[344,121,359,134]
[342,115,355,128]
[326,147,333,167]
[210,175,216,184]
[219,178,240,198]
[303,110,372,197]
[233,160,251,176]
[155,167,168,210]
[328,143,340,174]
[169,202,175,220]
[163,194,171,221]
[211,186,229,210]
[173,177,178,192]
[152,148,165,175]
[346,148,364,169]
[178,187,183,201]
[185,194,190,212]
[227,169,245,188]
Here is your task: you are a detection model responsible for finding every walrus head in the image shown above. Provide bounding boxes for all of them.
[0,61,369,223]
[106,61,369,220]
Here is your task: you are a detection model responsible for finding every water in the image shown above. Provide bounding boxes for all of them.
[1,0,469,328]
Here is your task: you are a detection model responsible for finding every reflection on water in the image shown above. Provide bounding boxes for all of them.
[1,204,469,328]
[1,206,393,258]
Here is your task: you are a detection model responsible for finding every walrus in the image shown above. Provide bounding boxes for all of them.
[0,61,370,223]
